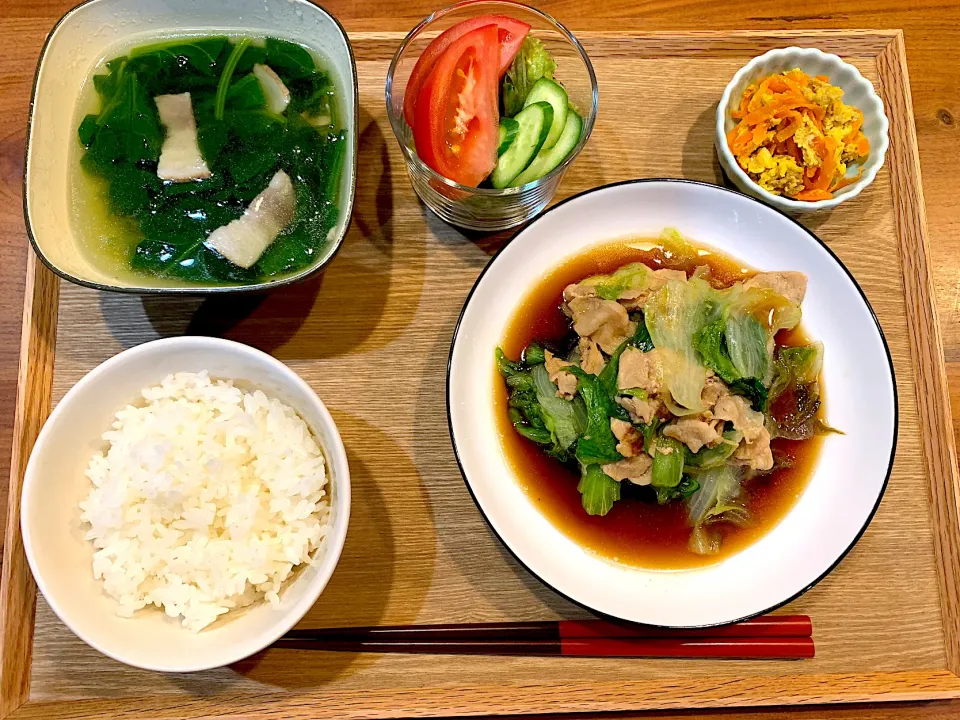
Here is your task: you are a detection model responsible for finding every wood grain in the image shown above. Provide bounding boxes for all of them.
[0,2,958,718]
[876,33,960,676]
[0,253,57,719]
[0,29,949,719]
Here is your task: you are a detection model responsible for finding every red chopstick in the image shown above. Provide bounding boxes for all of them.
[275,615,814,660]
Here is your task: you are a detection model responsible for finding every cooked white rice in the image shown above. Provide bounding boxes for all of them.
[79,371,330,632]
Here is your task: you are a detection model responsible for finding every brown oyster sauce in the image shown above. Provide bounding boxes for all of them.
[495,239,824,570]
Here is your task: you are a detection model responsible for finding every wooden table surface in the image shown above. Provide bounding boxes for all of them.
[2,0,959,718]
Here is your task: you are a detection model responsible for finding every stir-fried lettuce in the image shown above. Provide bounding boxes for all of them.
[495,230,833,556]
[651,437,685,488]
[578,464,621,516]
[686,465,750,555]
[566,366,623,466]
[767,342,838,440]
[644,277,710,413]
[532,364,586,451]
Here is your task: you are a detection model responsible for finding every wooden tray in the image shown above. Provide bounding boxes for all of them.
[2,29,958,720]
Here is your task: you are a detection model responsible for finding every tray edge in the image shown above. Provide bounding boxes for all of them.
[3,28,959,719]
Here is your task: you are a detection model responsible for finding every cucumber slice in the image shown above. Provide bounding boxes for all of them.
[490,101,553,189]
[497,117,520,156]
[509,111,583,188]
[522,77,569,150]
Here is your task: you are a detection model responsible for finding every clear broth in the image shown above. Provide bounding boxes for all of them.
[69,34,345,288]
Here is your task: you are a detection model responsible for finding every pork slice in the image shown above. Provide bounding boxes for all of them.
[745,271,808,304]
[544,350,578,400]
[154,92,211,182]
[205,170,296,269]
[578,337,606,375]
[617,395,659,425]
[567,296,633,354]
[610,418,641,458]
[733,426,774,471]
[713,394,765,442]
[253,64,291,114]
[662,418,721,453]
[602,454,653,485]
[618,347,663,394]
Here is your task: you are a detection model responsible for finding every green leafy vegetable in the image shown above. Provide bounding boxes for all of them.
[502,36,557,117]
[129,37,229,77]
[215,38,252,120]
[578,464,621,516]
[728,377,768,412]
[769,342,824,402]
[686,465,750,554]
[684,430,743,468]
[567,367,623,466]
[587,262,653,301]
[77,34,344,286]
[523,343,546,365]
[655,475,700,505]
[265,38,316,79]
[725,311,769,381]
[692,316,740,384]
[78,114,98,146]
[532,364,586,452]
[632,314,655,352]
[651,436,685,488]
[644,276,711,412]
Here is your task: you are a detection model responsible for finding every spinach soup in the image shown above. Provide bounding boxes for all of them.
[73,35,346,286]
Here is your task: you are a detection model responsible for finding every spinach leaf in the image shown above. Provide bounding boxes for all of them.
[289,72,334,115]
[78,114,98,146]
[578,464,621,516]
[265,38,316,80]
[226,74,267,111]
[215,39,252,120]
[92,67,163,163]
[129,37,228,76]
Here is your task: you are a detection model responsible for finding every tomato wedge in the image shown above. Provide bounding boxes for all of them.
[403,14,530,127]
[413,24,500,187]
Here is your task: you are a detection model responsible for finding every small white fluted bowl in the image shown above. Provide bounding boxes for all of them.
[716,47,889,212]
[20,337,351,671]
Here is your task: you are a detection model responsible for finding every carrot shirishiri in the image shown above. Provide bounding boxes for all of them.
[727,68,869,201]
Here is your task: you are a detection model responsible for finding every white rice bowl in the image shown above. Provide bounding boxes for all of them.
[79,371,331,632]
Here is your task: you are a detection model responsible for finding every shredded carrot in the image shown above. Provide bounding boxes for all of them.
[727,68,871,201]
[833,167,864,191]
[794,188,833,201]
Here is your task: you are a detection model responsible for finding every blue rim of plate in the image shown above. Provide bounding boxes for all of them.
[445,177,899,629]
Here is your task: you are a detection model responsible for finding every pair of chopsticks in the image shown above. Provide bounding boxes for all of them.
[274,615,814,659]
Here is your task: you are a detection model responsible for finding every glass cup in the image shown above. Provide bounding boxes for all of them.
[385,0,598,232]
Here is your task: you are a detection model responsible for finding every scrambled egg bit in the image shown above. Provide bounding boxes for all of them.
[727,69,870,201]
